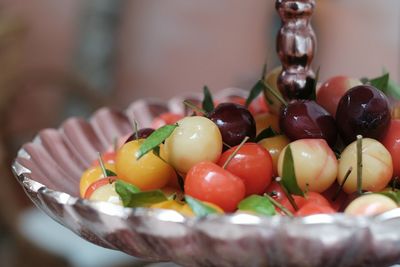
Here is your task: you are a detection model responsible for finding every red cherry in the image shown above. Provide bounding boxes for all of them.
[295,202,336,216]
[218,143,273,196]
[185,161,246,212]
[151,112,184,129]
[91,152,116,167]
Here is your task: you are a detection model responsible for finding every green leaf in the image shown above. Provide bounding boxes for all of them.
[281,145,304,196]
[386,79,400,100]
[309,66,320,101]
[255,126,278,142]
[378,190,400,205]
[105,169,117,177]
[136,124,178,159]
[185,195,219,217]
[245,80,265,107]
[238,195,276,216]
[119,190,167,208]
[369,73,389,92]
[115,180,141,206]
[202,86,214,113]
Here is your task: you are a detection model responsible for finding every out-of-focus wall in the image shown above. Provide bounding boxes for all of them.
[314,0,400,83]
[115,0,276,105]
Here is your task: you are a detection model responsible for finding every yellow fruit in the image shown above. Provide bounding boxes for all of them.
[79,163,116,198]
[258,135,290,176]
[116,140,174,190]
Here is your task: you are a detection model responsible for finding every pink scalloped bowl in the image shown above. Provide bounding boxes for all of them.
[12,88,400,267]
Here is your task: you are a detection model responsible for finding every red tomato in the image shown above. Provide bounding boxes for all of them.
[185,161,246,212]
[91,151,116,167]
[151,112,184,129]
[218,143,273,196]
[84,177,116,199]
[295,202,335,216]
[382,119,400,177]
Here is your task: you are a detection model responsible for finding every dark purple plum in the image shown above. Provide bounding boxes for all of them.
[124,128,155,143]
[279,100,337,146]
[336,85,391,144]
[208,103,256,147]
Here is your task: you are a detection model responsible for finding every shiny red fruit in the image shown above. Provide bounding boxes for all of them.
[336,85,391,144]
[151,113,184,129]
[279,100,337,146]
[185,161,246,212]
[218,143,273,196]
[91,152,116,167]
[295,202,336,216]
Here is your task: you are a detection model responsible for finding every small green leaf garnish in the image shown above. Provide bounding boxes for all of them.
[379,190,400,205]
[238,195,276,216]
[185,195,218,217]
[386,78,400,100]
[255,127,278,142]
[368,72,389,92]
[202,86,215,113]
[115,181,168,207]
[115,180,141,206]
[245,80,265,108]
[136,124,178,159]
[281,145,304,196]
[106,169,117,177]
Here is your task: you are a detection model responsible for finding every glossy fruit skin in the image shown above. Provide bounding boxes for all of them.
[338,138,393,194]
[295,202,335,216]
[91,152,116,167]
[208,103,256,147]
[84,177,122,206]
[217,143,273,196]
[124,128,155,143]
[277,139,338,193]
[185,161,246,212]
[258,135,290,176]
[344,194,397,216]
[164,116,223,174]
[80,163,116,198]
[336,85,391,144]
[151,112,184,129]
[116,140,174,190]
[84,177,116,198]
[316,76,362,117]
[279,100,337,146]
[382,119,400,177]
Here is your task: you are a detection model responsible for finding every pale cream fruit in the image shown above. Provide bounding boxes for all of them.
[345,194,397,216]
[338,138,393,194]
[164,116,223,174]
[89,183,123,206]
[277,139,338,193]
[263,66,284,116]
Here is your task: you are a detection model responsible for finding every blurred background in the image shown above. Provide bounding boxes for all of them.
[0,0,399,266]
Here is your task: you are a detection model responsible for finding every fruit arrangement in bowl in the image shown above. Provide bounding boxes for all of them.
[12,67,400,267]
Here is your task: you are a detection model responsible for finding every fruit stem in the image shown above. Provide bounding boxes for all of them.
[332,166,352,201]
[261,80,288,107]
[276,177,299,211]
[133,120,139,141]
[183,100,208,116]
[264,193,294,217]
[97,152,111,183]
[222,136,250,169]
[356,135,363,195]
